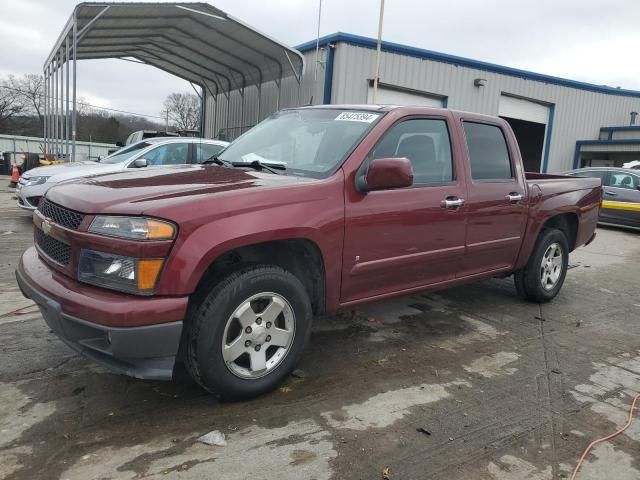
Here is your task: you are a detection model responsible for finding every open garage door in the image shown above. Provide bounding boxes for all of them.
[368,85,445,107]
[499,95,550,172]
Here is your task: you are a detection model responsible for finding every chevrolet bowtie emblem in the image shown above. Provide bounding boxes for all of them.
[42,219,52,235]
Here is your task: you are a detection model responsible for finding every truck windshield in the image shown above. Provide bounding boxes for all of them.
[218,109,383,178]
[100,141,151,164]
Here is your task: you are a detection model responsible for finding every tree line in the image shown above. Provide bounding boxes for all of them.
[0,74,201,145]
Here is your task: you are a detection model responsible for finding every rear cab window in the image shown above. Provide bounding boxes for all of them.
[463,122,513,181]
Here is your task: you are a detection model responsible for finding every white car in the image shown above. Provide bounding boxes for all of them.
[16,137,228,210]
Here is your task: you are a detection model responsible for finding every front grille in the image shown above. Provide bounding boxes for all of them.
[38,199,85,230]
[35,228,71,265]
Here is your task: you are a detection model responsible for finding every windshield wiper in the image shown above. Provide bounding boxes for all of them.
[202,155,232,167]
[231,160,286,175]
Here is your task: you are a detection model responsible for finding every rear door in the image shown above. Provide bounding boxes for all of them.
[603,170,640,227]
[458,120,528,276]
[341,115,468,303]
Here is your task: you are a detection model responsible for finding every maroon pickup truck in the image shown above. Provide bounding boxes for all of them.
[17,105,601,399]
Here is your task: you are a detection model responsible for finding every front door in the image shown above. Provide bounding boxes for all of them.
[458,120,528,276]
[341,116,468,303]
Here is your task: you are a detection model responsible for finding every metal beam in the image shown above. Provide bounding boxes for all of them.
[71,17,77,162]
[65,35,70,159]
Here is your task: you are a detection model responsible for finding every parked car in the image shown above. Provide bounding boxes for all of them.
[622,160,640,169]
[16,106,601,399]
[15,137,229,210]
[564,167,640,230]
[124,129,178,145]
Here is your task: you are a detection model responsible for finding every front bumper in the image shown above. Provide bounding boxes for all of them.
[16,248,187,380]
[16,182,48,210]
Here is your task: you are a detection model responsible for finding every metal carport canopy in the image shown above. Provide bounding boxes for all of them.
[43,2,305,158]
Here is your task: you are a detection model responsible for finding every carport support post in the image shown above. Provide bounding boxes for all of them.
[225,93,230,139]
[240,87,245,136]
[276,77,281,110]
[199,86,205,137]
[59,51,63,157]
[43,68,48,154]
[256,83,262,124]
[65,36,70,160]
[53,57,58,157]
[71,19,77,163]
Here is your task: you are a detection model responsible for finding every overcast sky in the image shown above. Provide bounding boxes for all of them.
[1,0,639,120]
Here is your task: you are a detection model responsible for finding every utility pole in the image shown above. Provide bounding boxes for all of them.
[372,0,385,104]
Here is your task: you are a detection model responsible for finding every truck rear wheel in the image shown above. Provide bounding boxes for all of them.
[513,228,569,303]
[183,265,312,400]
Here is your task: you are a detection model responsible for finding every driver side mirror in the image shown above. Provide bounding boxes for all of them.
[356,157,414,193]
[133,158,148,168]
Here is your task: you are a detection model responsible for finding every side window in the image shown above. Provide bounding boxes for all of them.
[196,143,225,163]
[369,118,453,185]
[607,172,640,189]
[463,122,513,181]
[143,143,189,166]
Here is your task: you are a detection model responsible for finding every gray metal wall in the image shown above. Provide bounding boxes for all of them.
[332,43,640,172]
[206,40,640,172]
[203,49,326,140]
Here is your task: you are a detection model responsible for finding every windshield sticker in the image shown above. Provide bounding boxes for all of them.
[334,112,380,123]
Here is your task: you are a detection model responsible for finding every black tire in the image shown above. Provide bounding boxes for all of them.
[513,228,569,303]
[183,265,312,400]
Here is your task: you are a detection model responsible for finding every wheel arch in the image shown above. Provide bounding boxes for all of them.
[515,210,579,270]
[540,212,578,251]
[189,238,327,316]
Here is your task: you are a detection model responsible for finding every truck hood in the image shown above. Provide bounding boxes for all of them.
[46,164,316,215]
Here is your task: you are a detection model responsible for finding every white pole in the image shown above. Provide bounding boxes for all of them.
[372,0,385,104]
[314,0,322,81]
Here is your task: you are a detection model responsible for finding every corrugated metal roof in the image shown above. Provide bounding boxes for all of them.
[46,2,305,93]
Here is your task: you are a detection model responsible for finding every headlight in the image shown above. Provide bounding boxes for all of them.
[89,216,176,240]
[25,176,49,186]
[78,249,164,295]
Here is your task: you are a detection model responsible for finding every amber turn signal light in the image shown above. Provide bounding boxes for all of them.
[137,259,165,290]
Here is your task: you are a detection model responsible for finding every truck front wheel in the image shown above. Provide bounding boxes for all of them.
[183,265,312,400]
[514,228,569,303]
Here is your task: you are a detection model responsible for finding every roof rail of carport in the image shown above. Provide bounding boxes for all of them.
[42,2,305,160]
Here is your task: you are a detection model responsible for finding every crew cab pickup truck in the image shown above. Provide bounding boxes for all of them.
[16,106,601,399]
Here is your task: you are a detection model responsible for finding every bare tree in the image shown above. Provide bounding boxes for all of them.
[162,92,200,130]
[9,74,44,123]
[0,76,27,130]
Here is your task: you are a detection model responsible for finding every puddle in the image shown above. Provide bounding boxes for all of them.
[60,419,336,480]
[321,379,470,430]
[463,352,520,378]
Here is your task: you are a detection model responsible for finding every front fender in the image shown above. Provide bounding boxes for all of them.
[154,179,345,312]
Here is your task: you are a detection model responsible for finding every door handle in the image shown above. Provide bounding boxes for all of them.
[604,190,617,196]
[440,197,465,209]
[506,193,523,202]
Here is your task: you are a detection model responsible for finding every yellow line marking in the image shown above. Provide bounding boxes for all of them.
[602,200,640,212]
